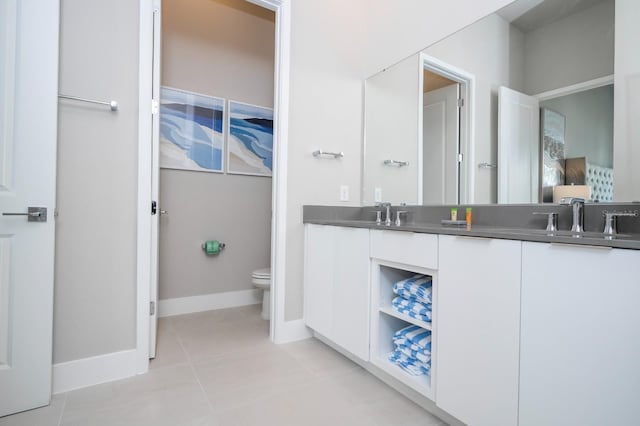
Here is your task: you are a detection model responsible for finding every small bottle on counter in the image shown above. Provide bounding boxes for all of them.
[466,207,473,226]
[451,207,458,221]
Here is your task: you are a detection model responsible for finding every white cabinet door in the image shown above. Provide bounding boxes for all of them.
[303,225,370,361]
[520,242,640,426]
[437,235,521,426]
[332,227,370,360]
[303,224,335,338]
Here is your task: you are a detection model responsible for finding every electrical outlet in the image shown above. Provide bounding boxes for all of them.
[374,188,382,202]
[340,185,349,201]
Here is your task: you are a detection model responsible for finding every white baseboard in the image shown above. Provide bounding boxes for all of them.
[273,318,312,344]
[158,289,262,318]
[53,349,140,394]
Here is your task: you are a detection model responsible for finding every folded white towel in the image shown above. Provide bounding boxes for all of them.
[393,325,431,350]
[391,297,432,322]
[395,342,431,364]
[393,274,432,305]
[393,336,432,357]
[388,350,431,376]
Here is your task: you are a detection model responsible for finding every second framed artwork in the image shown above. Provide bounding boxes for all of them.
[227,100,274,177]
[159,87,273,177]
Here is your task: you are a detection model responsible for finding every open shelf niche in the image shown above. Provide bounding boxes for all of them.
[370,260,437,401]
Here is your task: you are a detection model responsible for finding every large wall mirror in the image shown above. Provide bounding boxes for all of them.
[363,0,637,205]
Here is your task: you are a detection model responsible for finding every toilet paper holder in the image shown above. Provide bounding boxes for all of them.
[201,240,226,255]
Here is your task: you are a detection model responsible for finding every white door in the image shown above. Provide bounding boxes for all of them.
[149,0,161,359]
[423,84,459,204]
[498,86,540,203]
[0,0,59,416]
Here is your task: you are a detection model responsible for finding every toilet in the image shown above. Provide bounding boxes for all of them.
[251,268,271,320]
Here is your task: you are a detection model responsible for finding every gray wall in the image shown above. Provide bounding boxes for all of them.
[540,85,614,168]
[523,0,614,95]
[54,0,139,363]
[159,0,274,300]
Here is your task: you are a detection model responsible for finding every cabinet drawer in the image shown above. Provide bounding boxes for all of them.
[370,230,438,269]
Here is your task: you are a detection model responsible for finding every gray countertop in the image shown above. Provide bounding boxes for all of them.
[303,205,640,250]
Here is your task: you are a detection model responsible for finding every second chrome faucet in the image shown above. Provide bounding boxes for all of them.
[560,197,585,233]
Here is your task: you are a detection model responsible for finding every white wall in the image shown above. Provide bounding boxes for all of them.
[424,13,525,204]
[364,0,516,78]
[523,0,614,95]
[613,0,640,201]
[363,54,422,205]
[159,0,274,300]
[284,0,517,320]
[55,0,139,363]
[284,0,367,320]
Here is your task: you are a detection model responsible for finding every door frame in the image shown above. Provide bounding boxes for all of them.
[136,0,291,371]
[535,74,614,101]
[420,54,475,204]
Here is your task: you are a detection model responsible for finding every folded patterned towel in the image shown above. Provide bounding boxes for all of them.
[393,274,432,305]
[392,297,432,322]
[393,325,432,350]
[388,350,431,376]
[394,336,432,357]
[395,341,431,364]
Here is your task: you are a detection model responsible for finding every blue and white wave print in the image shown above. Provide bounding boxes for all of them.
[159,87,225,172]
[228,101,273,176]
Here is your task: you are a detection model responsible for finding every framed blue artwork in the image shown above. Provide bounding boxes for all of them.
[227,100,273,177]
[159,87,225,173]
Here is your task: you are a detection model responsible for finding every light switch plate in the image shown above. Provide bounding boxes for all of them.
[340,185,349,201]
[374,188,382,202]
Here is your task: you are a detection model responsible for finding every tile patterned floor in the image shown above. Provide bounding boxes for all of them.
[0,305,446,426]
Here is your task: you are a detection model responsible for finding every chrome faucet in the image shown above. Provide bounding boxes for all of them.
[603,210,639,237]
[395,210,408,227]
[532,211,558,233]
[560,197,585,233]
[376,202,392,226]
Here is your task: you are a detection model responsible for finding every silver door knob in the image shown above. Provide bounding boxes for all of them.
[2,207,48,222]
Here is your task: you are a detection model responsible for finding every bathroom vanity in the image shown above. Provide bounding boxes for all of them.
[302,205,640,426]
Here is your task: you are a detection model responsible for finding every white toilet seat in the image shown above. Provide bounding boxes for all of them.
[251,268,271,320]
[252,268,271,279]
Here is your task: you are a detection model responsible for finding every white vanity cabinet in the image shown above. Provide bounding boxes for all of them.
[437,235,522,426]
[519,242,640,426]
[303,224,371,361]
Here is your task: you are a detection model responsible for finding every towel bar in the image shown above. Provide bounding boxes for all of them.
[59,94,118,111]
[478,162,497,169]
[384,159,409,167]
[312,150,344,159]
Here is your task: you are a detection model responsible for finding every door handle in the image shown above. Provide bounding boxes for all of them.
[2,207,48,222]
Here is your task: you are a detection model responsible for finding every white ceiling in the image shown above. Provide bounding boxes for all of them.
[497,0,607,32]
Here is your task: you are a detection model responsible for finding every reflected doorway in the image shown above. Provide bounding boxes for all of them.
[420,55,474,205]
[423,70,460,204]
